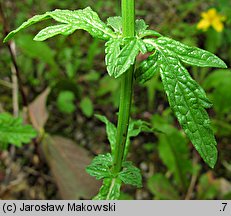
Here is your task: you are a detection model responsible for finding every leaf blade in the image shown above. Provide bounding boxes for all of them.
[158,54,217,167]
[118,161,142,188]
[113,38,140,78]
[34,24,76,41]
[155,37,227,68]
[86,153,113,180]
[4,7,115,42]
[0,113,37,149]
[95,114,116,155]
[3,13,51,42]
[105,38,121,76]
[107,16,122,34]
[135,51,159,84]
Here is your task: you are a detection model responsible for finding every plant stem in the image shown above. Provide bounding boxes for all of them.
[113,0,135,174]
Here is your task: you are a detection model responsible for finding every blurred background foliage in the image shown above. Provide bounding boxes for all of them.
[0,0,230,200]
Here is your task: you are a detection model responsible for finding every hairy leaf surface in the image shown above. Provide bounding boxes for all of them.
[0,113,37,149]
[4,7,115,42]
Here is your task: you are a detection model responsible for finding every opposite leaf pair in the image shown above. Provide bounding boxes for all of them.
[86,153,142,200]
[85,114,153,199]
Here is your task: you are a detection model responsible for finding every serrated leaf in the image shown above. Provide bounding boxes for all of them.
[86,153,113,180]
[154,37,227,68]
[157,126,192,190]
[105,38,121,76]
[144,38,218,168]
[4,7,115,42]
[118,161,142,188]
[110,38,140,78]
[107,16,122,34]
[159,56,217,168]
[135,19,149,36]
[0,113,37,149]
[95,114,116,155]
[147,173,180,199]
[93,178,122,200]
[135,51,159,84]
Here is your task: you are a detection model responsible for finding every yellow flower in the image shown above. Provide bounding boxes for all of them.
[197,8,226,32]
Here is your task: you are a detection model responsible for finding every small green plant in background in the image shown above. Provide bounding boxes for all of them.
[0,113,37,149]
[3,0,227,200]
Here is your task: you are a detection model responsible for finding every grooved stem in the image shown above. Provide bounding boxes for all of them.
[113,0,135,174]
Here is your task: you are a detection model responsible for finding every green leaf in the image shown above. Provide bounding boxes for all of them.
[4,7,115,42]
[106,38,140,78]
[157,126,192,190]
[135,51,159,84]
[145,38,218,168]
[95,114,116,155]
[137,39,147,54]
[118,161,142,188]
[16,34,56,67]
[93,178,122,200]
[203,69,231,114]
[0,113,37,149]
[128,119,153,138]
[139,30,162,38]
[135,19,148,36]
[34,24,76,41]
[147,173,180,199]
[57,91,76,114]
[107,16,122,34]
[79,97,94,118]
[86,153,113,180]
[154,37,227,68]
[105,38,121,76]
[123,119,153,159]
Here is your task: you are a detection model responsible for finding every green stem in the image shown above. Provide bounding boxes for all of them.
[113,0,135,174]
